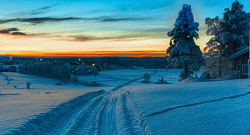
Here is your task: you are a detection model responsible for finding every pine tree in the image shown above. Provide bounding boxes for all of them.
[204,0,249,77]
[167,4,204,80]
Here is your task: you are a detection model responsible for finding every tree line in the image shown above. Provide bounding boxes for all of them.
[18,62,71,81]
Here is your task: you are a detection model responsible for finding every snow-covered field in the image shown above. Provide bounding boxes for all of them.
[0,72,100,134]
[127,79,250,134]
[0,69,249,134]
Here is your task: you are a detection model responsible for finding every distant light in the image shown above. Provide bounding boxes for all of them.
[40,59,43,61]
[55,61,57,62]
[92,64,95,66]
[79,59,81,61]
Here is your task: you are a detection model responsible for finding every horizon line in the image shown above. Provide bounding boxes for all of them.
[1,50,168,58]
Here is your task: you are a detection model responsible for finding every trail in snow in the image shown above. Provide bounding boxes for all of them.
[7,90,106,135]
[116,91,152,135]
[146,91,250,118]
[112,70,157,91]
[7,70,157,135]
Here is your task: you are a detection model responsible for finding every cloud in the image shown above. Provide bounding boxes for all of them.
[70,31,166,42]
[0,27,27,36]
[68,27,170,42]
[72,35,98,42]
[0,17,81,24]
[100,17,147,22]
[0,28,19,34]
[11,32,27,35]
[17,3,58,16]
[0,16,148,25]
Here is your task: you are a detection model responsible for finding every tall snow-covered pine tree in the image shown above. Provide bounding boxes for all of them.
[167,4,204,80]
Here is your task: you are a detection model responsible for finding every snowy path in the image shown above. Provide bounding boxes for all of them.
[6,71,156,135]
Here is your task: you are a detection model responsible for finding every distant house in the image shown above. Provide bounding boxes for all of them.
[5,60,15,65]
[0,65,18,72]
[229,47,249,79]
[71,65,94,75]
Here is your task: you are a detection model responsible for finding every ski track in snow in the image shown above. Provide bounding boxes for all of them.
[146,91,250,118]
[5,71,157,135]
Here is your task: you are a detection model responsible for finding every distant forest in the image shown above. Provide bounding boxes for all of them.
[4,57,168,69]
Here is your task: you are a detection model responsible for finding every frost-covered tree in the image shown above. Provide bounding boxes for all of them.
[167,4,204,80]
[57,65,71,82]
[220,0,249,53]
[19,62,71,81]
[204,0,249,76]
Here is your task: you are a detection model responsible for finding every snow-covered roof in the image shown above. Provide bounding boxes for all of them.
[0,66,9,70]
[229,47,249,60]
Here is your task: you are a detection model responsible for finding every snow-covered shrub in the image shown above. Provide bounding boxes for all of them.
[92,68,99,76]
[26,82,31,89]
[202,54,232,77]
[55,82,62,85]
[71,75,79,84]
[167,4,205,80]
[8,66,17,72]
[80,81,102,87]
[57,65,71,82]
[200,71,215,79]
[18,64,27,74]
[90,81,100,86]
[156,77,170,84]
[142,73,151,83]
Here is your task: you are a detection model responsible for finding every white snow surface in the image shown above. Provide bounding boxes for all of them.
[127,79,250,134]
[0,72,98,134]
[0,69,249,134]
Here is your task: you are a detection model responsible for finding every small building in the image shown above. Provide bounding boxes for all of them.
[5,60,15,65]
[71,65,94,75]
[229,47,249,79]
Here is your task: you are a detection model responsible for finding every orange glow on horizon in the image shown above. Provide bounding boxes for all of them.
[1,46,206,57]
[3,50,168,57]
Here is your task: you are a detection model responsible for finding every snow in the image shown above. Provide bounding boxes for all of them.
[0,72,99,134]
[78,69,156,89]
[127,79,250,134]
[1,69,250,134]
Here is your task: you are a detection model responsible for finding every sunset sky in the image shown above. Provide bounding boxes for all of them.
[0,0,249,57]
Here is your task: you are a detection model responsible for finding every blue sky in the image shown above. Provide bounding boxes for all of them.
[0,0,249,56]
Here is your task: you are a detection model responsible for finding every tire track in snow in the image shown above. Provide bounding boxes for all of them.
[79,69,156,134]
[98,93,118,135]
[61,95,106,135]
[111,70,157,91]
[7,90,106,135]
[111,77,143,91]
[146,91,250,118]
[116,91,152,135]
[8,70,157,135]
